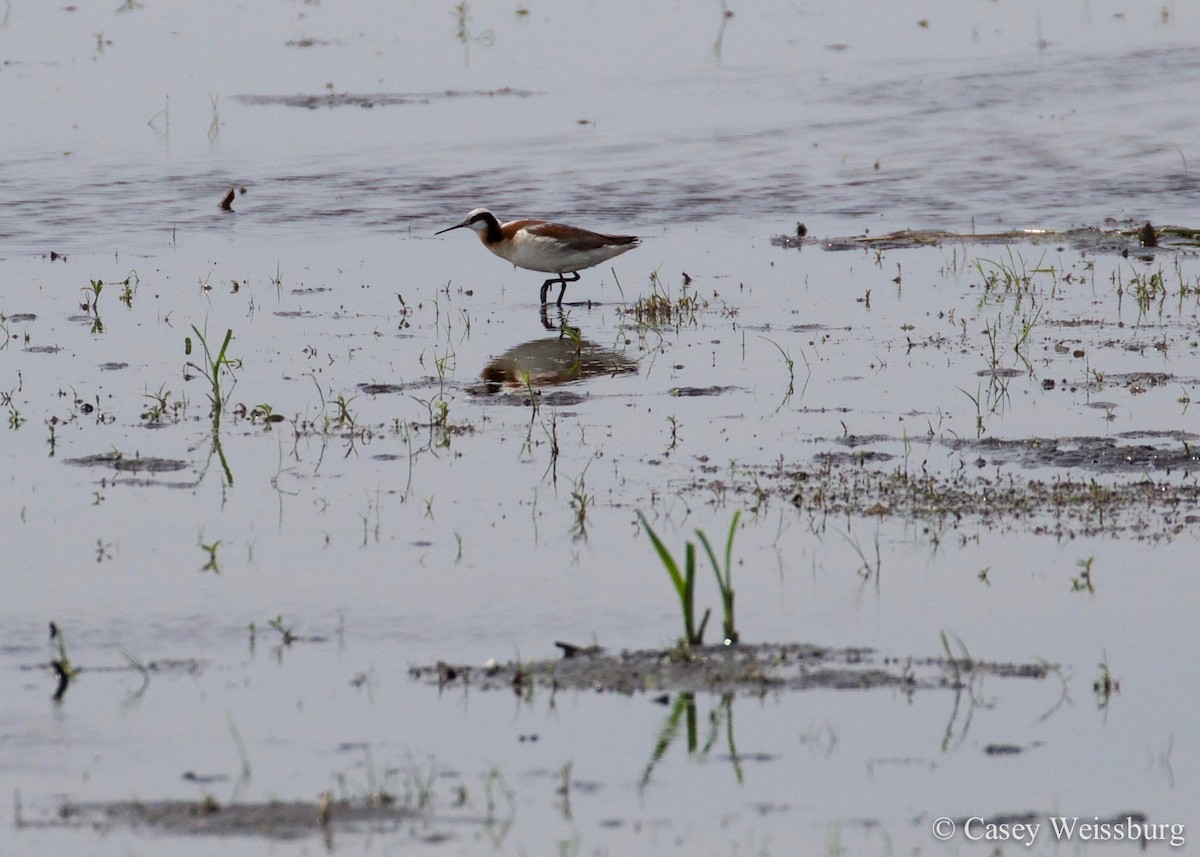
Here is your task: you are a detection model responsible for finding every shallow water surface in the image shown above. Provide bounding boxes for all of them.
[3,2,1199,855]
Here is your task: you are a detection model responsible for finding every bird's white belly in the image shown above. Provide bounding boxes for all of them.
[488,230,628,274]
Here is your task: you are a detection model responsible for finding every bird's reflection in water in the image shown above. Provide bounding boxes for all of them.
[479,326,638,393]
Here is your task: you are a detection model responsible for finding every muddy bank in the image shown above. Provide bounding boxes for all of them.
[18,796,486,843]
[774,222,1200,253]
[410,641,1049,697]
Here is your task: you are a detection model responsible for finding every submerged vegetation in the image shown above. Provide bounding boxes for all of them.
[710,444,1200,543]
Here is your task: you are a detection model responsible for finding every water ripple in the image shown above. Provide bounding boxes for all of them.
[2,46,1197,252]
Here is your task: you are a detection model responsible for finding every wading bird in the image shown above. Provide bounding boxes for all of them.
[435,208,639,306]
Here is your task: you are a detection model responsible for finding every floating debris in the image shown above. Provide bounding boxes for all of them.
[234,88,538,110]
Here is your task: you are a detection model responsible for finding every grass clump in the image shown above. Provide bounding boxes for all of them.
[638,511,742,647]
[185,324,239,428]
[625,271,708,328]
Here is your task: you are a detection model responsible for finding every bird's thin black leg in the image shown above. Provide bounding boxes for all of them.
[555,272,581,307]
[540,278,553,306]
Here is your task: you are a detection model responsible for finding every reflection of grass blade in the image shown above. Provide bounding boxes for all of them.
[120,648,151,702]
[640,692,695,789]
[228,715,253,782]
[700,693,745,785]
[646,693,743,789]
[50,622,79,702]
[759,336,796,411]
[723,694,744,784]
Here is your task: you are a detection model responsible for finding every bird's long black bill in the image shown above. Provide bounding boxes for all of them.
[434,223,466,235]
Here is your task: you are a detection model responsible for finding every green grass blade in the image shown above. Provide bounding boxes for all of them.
[638,512,686,601]
[684,542,699,644]
[723,511,740,577]
[640,512,699,643]
[216,328,233,365]
[698,512,741,644]
[696,529,723,589]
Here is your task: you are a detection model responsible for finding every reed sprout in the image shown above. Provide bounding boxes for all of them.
[639,511,741,646]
